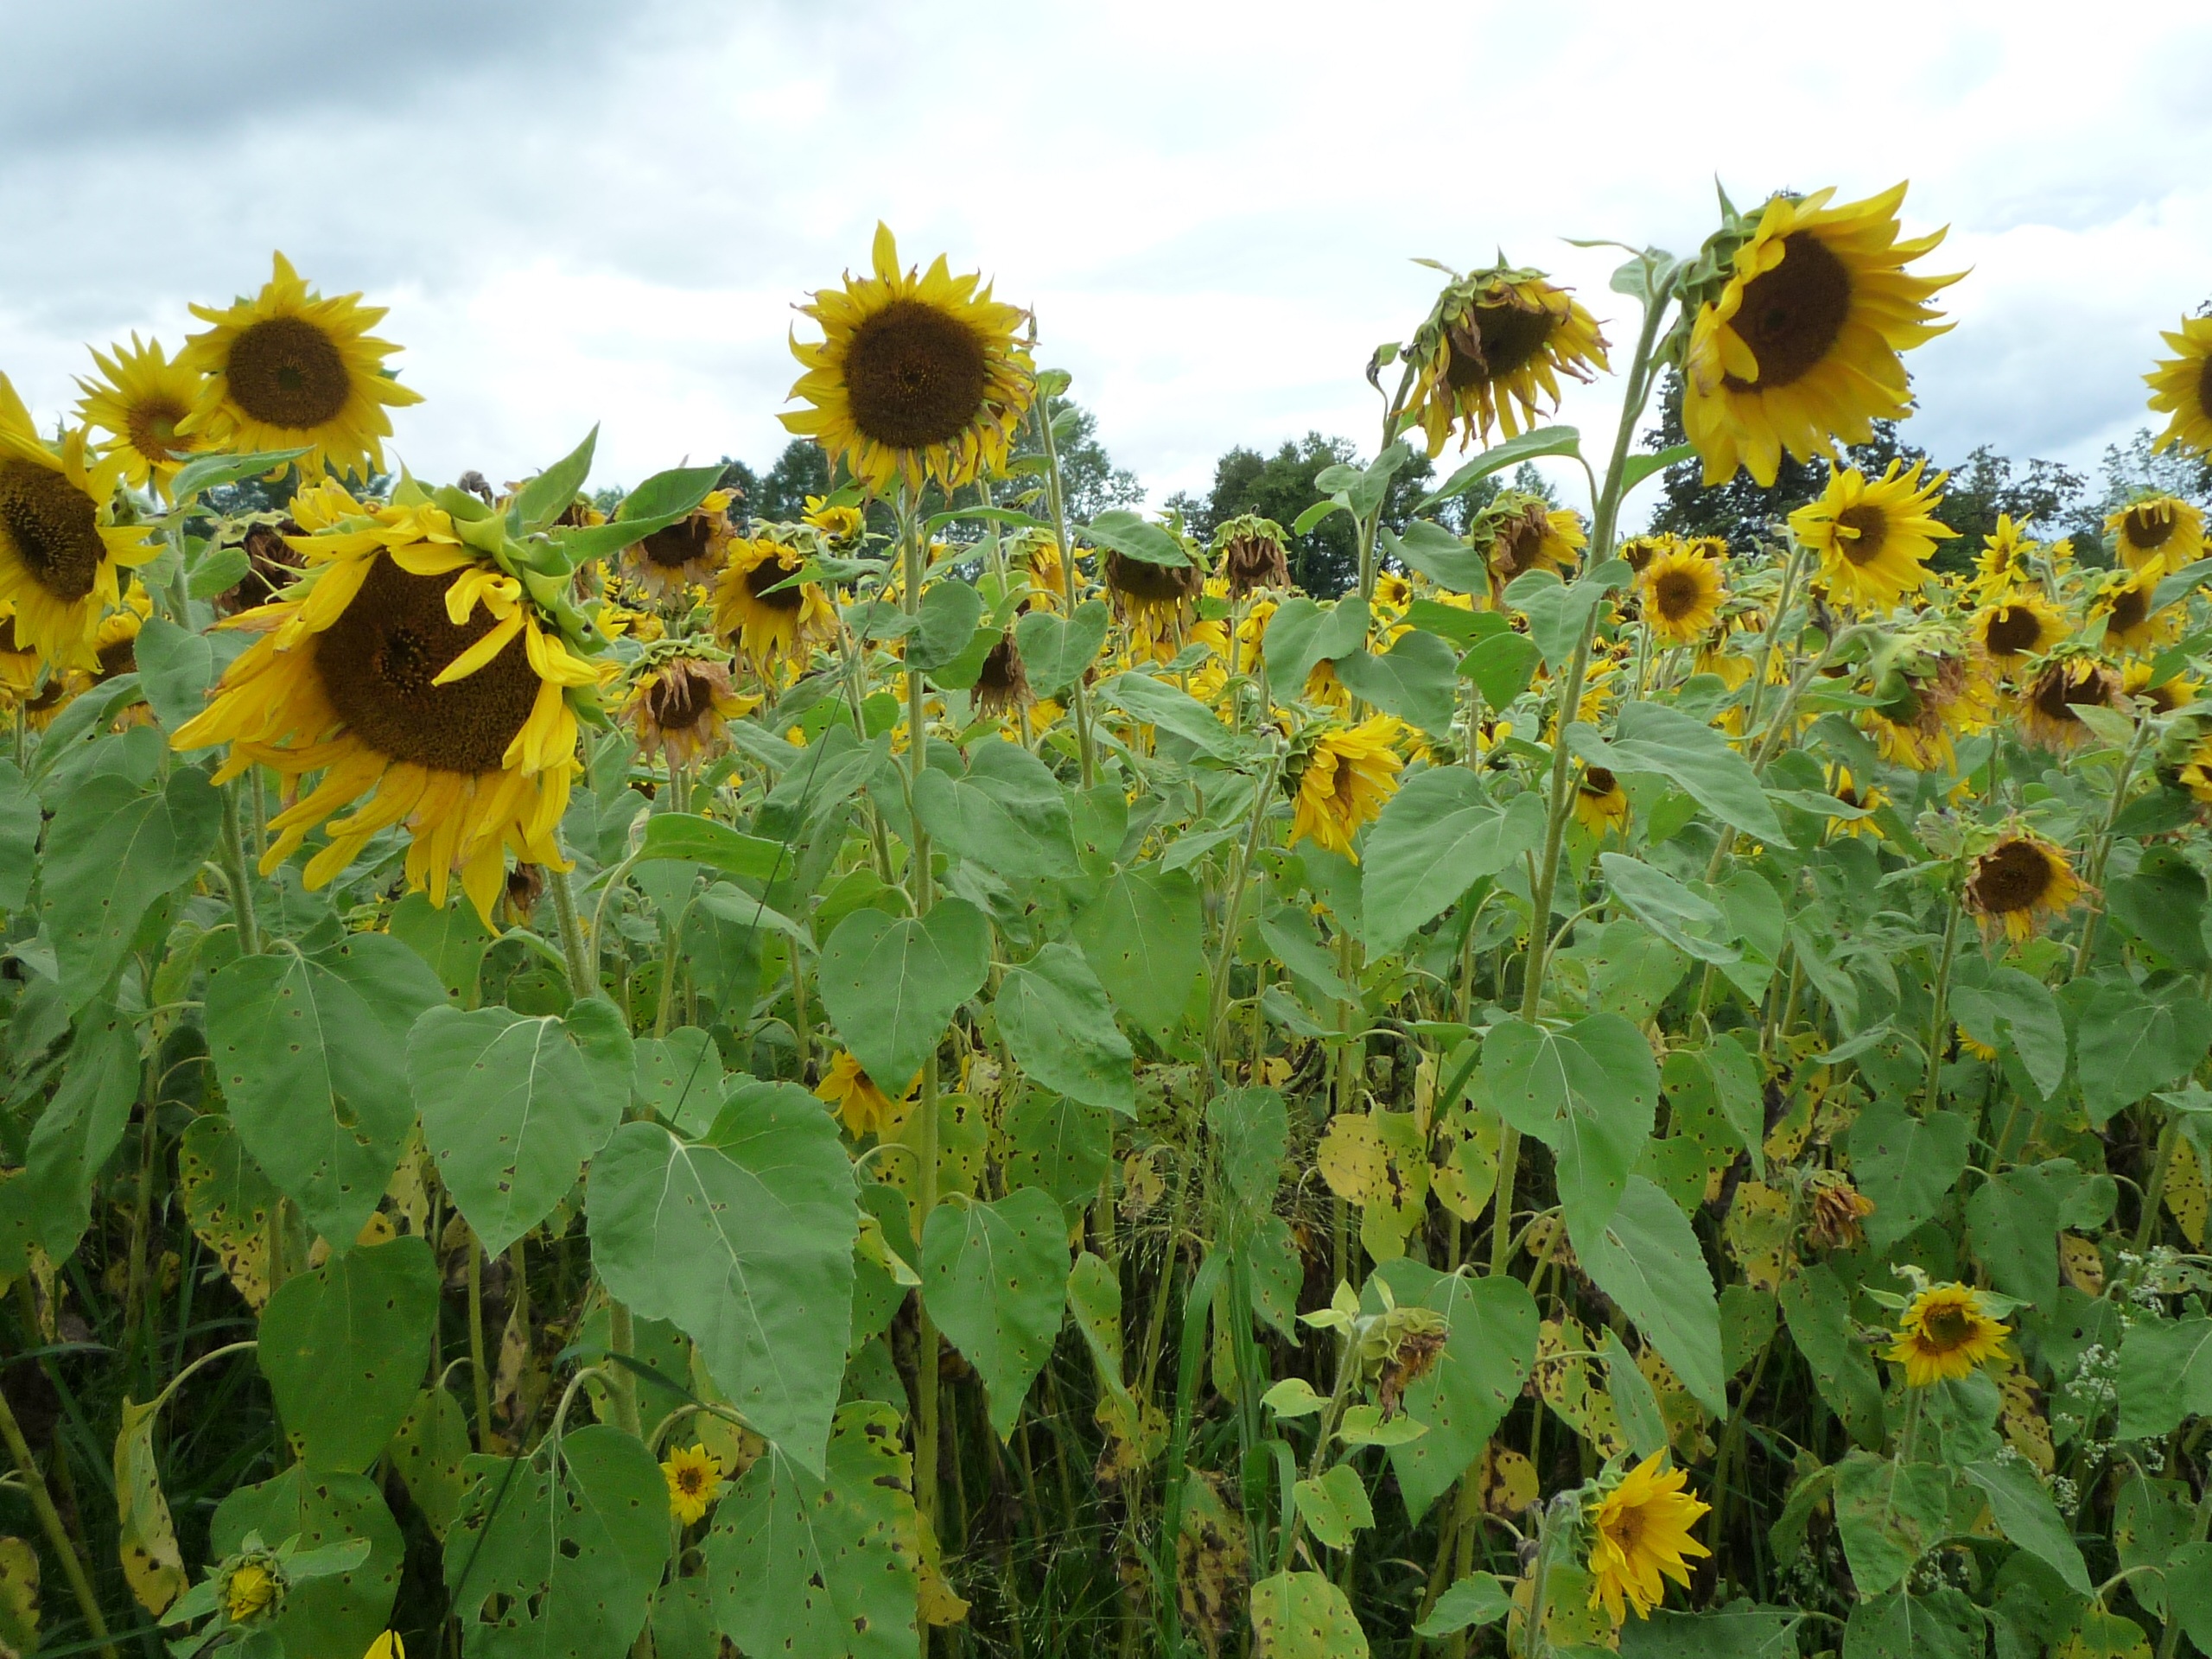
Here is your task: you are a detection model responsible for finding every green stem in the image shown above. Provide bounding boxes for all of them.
[549,858,594,998]
[605,1297,641,1438]
[2074,715,2157,973]
[1923,899,1964,1114]
[219,781,261,955]
[0,1378,118,1659]
[468,1234,494,1453]
[1034,394,1097,788]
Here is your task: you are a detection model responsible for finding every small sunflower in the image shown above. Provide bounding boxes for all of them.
[1573,765,1630,836]
[1682,183,1960,487]
[802,494,865,543]
[1969,591,2065,670]
[0,606,40,699]
[1967,512,2042,600]
[814,1049,917,1140]
[1884,1283,2009,1388]
[713,537,836,670]
[1618,533,1679,575]
[2105,494,2204,576]
[1683,535,1728,562]
[2088,567,2176,655]
[784,224,1035,495]
[222,1556,283,1624]
[661,1443,727,1525]
[2122,660,2196,715]
[1804,1172,1876,1251]
[1585,1451,1712,1623]
[0,374,162,671]
[621,648,757,769]
[176,252,423,480]
[1637,549,1725,645]
[1407,264,1609,454]
[75,334,207,496]
[1966,832,2087,944]
[2020,652,2123,752]
[620,489,734,601]
[93,583,153,683]
[1477,493,1586,593]
[1825,765,1885,838]
[2146,312,2212,460]
[1290,716,1404,861]
[1789,458,1955,611]
[170,480,602,924]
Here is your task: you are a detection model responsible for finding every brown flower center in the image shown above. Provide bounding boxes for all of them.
[0,460,105,601]
[1722,231,1853,392]
[1981,605,2044,658]
[643,663,718,732]
[315,555,542,774]
[1921,1303,1973,1351]
[1580,766,1618,798]
[842,298,990,450]
[124,397,191,467]
[2104,585,2150,637]
[1106,550,1198,604]
[677,1465,708,1495]
[225,316,353,429]
[1444,301,1555,390]
[745,552,805,613]
[1970,840,2054,914]
[640,515,715,570]
[1834,503,1890,566]
[2123,505,2175,551]
[2031,661,2112,728]
[1651,568,1705,621]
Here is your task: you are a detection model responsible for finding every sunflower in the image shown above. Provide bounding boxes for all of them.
[2088,567,2176,655]
[814,1049,917,1140]
[1825,765,1885,838]
[1290,716,1404,861]
[802,494,866,543]
[2020,652,2123,752]
[1805,1172,1876,1251]
[661,1443,726,1524]
[169,480,602,924]
[1407,264,1609,454]
[0,375,162,671]
[1478,494,1586,593]
[620,648,756,768]
[1789,459,1955,611]
[2122,660,2197,715]
[2147,312,2212,460]
[93,583,153,683]
[1968,590,2064,671]
[2105,494,2204,575]
[1618,534,1679,575]
[1682,184,1960,487]
[175,253,423,480]
[1215,513,1291,596]
[620,489,734,601]
[1637,550,1725,645]
[783,225,1035,495]
[75,334,207,495]
[1018,535,1069,613]
[713,537,835,669]
[1585,1452,1712,1623]
[1862,650,1983,772]
[1104,550,1203,629]
[1683,535,1728,563]
[223,1559,281,1624]
[1573,766,1630,836]
[975,630,1031,715]
[0,607,40,700]
[1965,832,2087,944]
[1884,1283,2009,1388]
[1968,512,2042,601]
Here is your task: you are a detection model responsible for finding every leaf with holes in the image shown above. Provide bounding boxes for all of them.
[922,1187,1070,1438]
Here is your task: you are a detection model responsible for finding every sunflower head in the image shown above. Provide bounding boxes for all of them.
[219,1551,286,1624]
[783,224,1036,495]
[622,489,734,600]
[1584,1452,1712,1623]
[1804,1172,1876,1250]
[1637,549,1725,645]
[2123,660,2197,715]
[75,334,208,495]
[1824,765,1886,838]
[175,252,423,480]
[1287,715,1406,861]
[1573,765,1630,836]
[1618,533,1679,575]
[802,494,866,543]
[1970,590,2064,669]
[661,1443,727,1525]
[1212,512,1292,597]
[1104,548,1203,627]
[1475,493,1586,591]
[1884,1282,2009,1388]
[712,535,836,671]
[2147,313,2212,460]
[1406,263,1608,454]
[2021,652,2124,752]
[2089,567,2176,655]
[813,1049,917,1140]
[2105,493,2204,576]
[1861,636,1985,771]
[1966,831,2087,943]
[975,629,1032,715]
[1789,457,1955,612]
[620,646,756,769]
[1682,184,1960,487]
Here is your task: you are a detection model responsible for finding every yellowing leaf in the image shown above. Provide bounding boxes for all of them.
[1430,1107,1501,1224]
[113,1397,186,1615]
[2166,1134,2208,1248]
[1316,1110,1428,1261]
[1725,1180,1792,1293]
[2059,1232,2105,1295]
[1534,1317,1625,1457]
[1478,1446,1538,1517]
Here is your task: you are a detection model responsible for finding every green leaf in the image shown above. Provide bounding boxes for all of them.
[2166,1541,2212,1655]
[2105,844,2209,969]
[1779,1264,1885,1449]
[1083,507,1189,567]
[258,1236,439,1472]
[1600,853,1741,966]
[618,461,725,525]
[1621,443,1698,496]
[586,1085,858,1471]
[41,766,221,1009]
[1294,1464,1374,1552]
[446,1425,671,1659]
[1412,1574,1512,1638]
[913,766,1079,880]
[1416,425,1581,511]
[1966,1164,2064,1306]
[1073,869,1206,1042]
[386,889,494,1006]
[632,1026,726,1136]
[1367,1262,1538,1519]
[905,580,985,672]
[995,943,1135,1116]
[1331,631,1459,734]
[0,1005,137,1267]
[211,1466,403,1659]
[176,1112,299,1310]
[1948,967,2067,1099]
[1249,1571,1370,1659]
[706,1401,919,1659]
[187,541,251,599]
[1961,1459,2089,1594]
[1459,630,1541,710]
[1504,569,1619,670]
[921,1187,1070,1438]
[168,447,311,500]
[1847,1101,1973,1252]
[1211,1086,1290,1213]
[408,1001,631,1255]
[133,614,221,731]
[1292,497,1346,535]
[1014,599,1109,696]
[637,812,790,882]
[1386,520,1488,594]
[1833,1451,1954,1595]
[1570,702,1786,843]
[1481,1013,1657,1236]
[0,759,36,911]
[1361,773,1541,957]
[818,899,990,1096]
[1841,1586,1979,1659]
[1569,1175,1727,1416]
[206,934,445,1245]
[389,1387,473,1541]
[2113,1316,2212,1439]
[2076,977,2212,1123]
[1602,1325,1669,1459]
[1260,596,1370,702]
[1618,1602,1802,1659]
[1096,671,1248,759]
[513,426,599,531]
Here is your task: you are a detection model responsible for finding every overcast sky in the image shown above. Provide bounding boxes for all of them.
[3,0,2208,513]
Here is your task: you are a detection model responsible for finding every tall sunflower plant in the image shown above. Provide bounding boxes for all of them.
[5,196,2212,1659]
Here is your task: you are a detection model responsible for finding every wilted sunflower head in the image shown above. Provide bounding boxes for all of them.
[783,224,1036,494]
[801,493,865,543]
[1104,547,1202,626]
[1966,831,2086,943]
[1790,457,1955,612]
[2146,312,2212,461]
[1618,533,1679,575]
[621,489,735,600]
[175,252,423,480]
[1476,492,1585,591]
[1682,183,1960,487]
[74,334,207,496]
[1637,548,1725,645]
[974,629,1032,716]
[1212,512,1292,597]
[1969,590,2064,668]
[2105,493,2204,575]
[621,647,755,769]
[712,536,836,670]
[2021,652,2123,752]
[1407,263,1608,454]
[1861,640,1982,772]
[213,514,308,616]
[1804,1172,1876,1251]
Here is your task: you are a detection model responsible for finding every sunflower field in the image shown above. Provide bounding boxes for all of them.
[3,186,2212,1659]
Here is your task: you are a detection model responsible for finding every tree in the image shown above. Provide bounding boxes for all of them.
[1166,433,1437,596]
[738,441,832,525]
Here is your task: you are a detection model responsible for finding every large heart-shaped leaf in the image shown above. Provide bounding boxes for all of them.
[818,899,991,1090]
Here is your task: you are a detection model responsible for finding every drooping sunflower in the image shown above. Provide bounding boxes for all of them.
[620,489,735,601]
[712,537,836,670]
[1585,1451,1712,1623]
[2088,567,2177,655]
[2146,312,2212,460]
[1789,459,1955,611]
[1290,716,1404,861]
[814,1049,918,1140]
[93,582,153,683]
[0,374,162,671]
[1637,549,1725,645]
[75,334,207,496]
[2105,494,2204,575]
[2122,660,2197,715]
[169,480,603,924]
[620,647,757,769]
[1683,535,1728,562]
[1884,1283,2009,1387]
[1618,533,1679,575]
[1407,264,1609,454]
[1214,513,1292,597]
[175,253,423,480]
[974,630,1031,715]
[661,1443,726,1524]
[1477,494,1586,593]
[1105,549,1203,630]
[783,224,1035,495]
[1825,765,1885,839]
[1965,832,2087,944]
[1573,766,1630,836]
[2020,652,2124,752]
[1862,646,1984,772]
[1682,183,1960,487]
[0,606,40,700]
